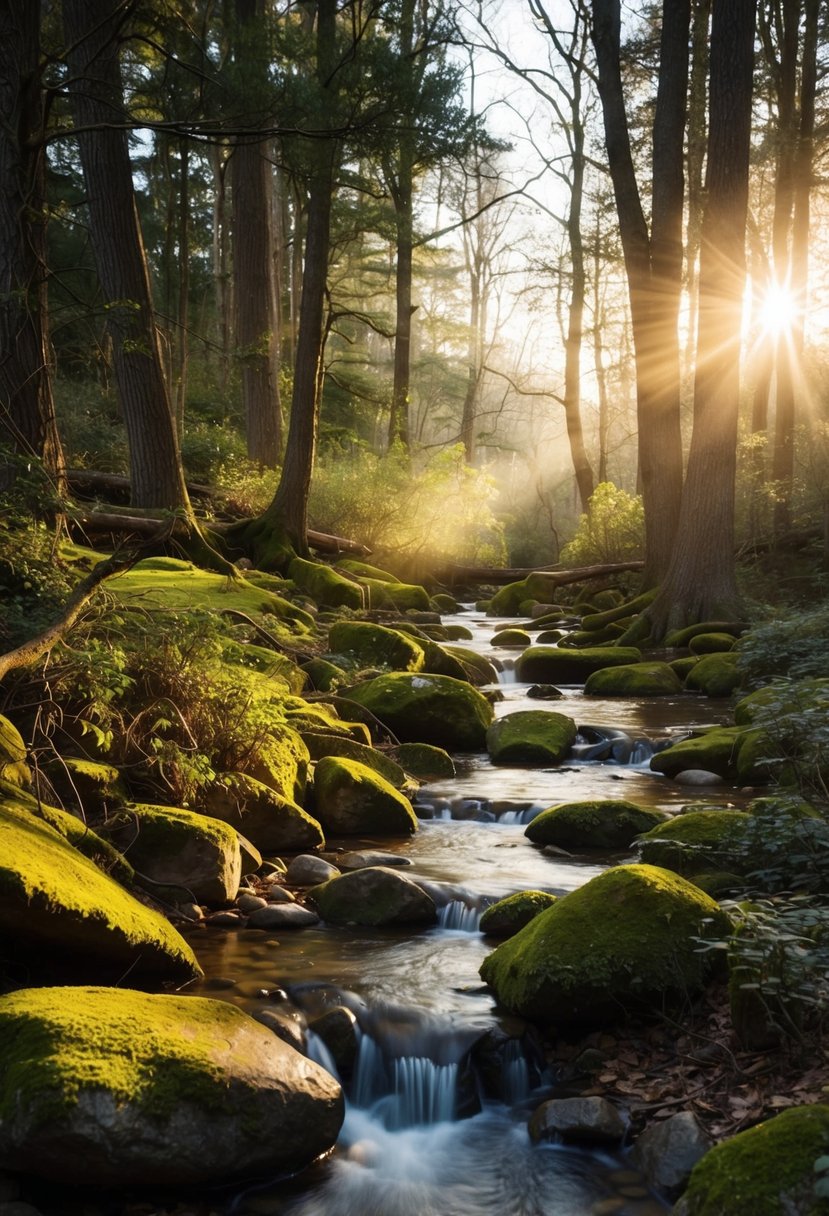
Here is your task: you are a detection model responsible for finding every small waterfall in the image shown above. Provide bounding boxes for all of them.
[497,659,518,685]
[499,1036,532,1104]
[437,899,483,932]
[306,1028,341,1080]
[351,1024,465,1128]
[573,725,659,766]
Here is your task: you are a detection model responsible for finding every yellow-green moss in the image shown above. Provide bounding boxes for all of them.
[312,756,418,836]
[665,620,747,648]
[479,890,557,938]
[681,1104,829,1216]
[491,629,531,648]
[328,621,425,673]
[584,662,683,697]
[649,726,746,779]
[684,653,742,697]
[526,799,666,850]
[345,673,494,751]
[638,810,752,876]
[303,732,407,788]
[486,711,577,765]
[288,558,365,609]
[391,742,456,780]
[516,646,643,684]
[0,714,30,789]
[302,657,349,691]
[689,632,737,655]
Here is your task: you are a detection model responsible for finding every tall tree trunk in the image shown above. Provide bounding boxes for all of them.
[591,0,689,586]
[265,0,336,552]
[460,262,480,465]
[388,153,414,449]
[176,138,190,439]
[62,0,190,513]
[0,2,64,497]
[562,105,595,513]
[232,0,281,467]
[683,0,710,378]
[645,0,756,638]
[211,144,231,395]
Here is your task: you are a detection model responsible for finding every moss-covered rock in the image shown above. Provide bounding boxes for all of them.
[516,646,643,684]
[308,866,436,926]
[345,673,494,751]
[670,656,701,680]
[491,629,531,648]
[444,624,474,641]
[486,711,577,765]
[689,632,737,655]
[443,645,499,686]
[302,657,349,692]
[312,756,418,836]
[0,986,343,1185]
[22,797,133,884]
[579,589,658,633]
[284,703,371,747]
[335,558,398,582]
[525,799,666,850]
[418,638,471,681]
[479,890,558,938]
[242,724,310,803]
[105,804,243,905]
[558,626,624,648]
[733,685,782,726]
[288,557,365,609]
[223,642,307,693]
[200,772,324,852]
[0,715,30,789]
[302,732,407,787]
[649,727,746,780]
[328,621,426,672]
[684,653,742,697]
[637,810,752,876]
[664,620,747,649]
[391,742,456,780]
[479,864,730,1028]
[584,662,683,697]
[678,1104,829,1216]
[0,801,199,985]
[45,758,126,815]
[431,592,460,613]
[536,629,564,644]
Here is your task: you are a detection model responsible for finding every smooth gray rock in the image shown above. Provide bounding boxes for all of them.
[309,867,437,927]
[528,1096,627,1146]
[247,904,320,929]
[286,855,341,886]
[337,850,412,870]
[236,894,268,913]
[673,769,725,786]
[631,1111,713,1199]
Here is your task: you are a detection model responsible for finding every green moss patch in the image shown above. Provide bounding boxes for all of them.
[689,632,737,655]
[345,673,494,751]
[309,866,436,926]
[516,646,642,684]
[584,662,682,697]
[312,756,418,836]
[479,890,557,938]
[684,653,742,697]
[303,732,407,788]
[491,629,531,648]
[200,772,324,853]
[391,742,456,780]
[486,711,577,765]
[288,558,365,609]
[328,621,425,672]
[0,714,30,789]
[525,799,666,850]
[637,810,752,876]
[649,726,746,780]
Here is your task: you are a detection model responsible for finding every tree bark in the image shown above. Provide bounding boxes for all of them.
[646,0,756,637]
[0,2,64,497]
[62,0,190,514]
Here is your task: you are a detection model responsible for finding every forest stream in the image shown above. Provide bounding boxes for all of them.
[175,607,741,1216]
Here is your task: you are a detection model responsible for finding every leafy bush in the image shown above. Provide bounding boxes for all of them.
[560,482,644,567]
[737,604,829,685]
[743,678,829,806]
[0,518,74,649]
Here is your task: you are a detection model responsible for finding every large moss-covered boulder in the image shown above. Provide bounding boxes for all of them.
[525,799,666,850]
[637,810,752,876]
[345,673,494,751]
[516,646,643,684]
[684,653,742,698]
[443,645,499,686]
[584,662,683,697]
[243,724,309,803]
[491,628,531,648]
[664,620,747,648]
[0,715,30,789]
[486,711,577,765]
[327,621,425,673]
[478,864,730,1028]
[45,758,126,815]
[302,732,407,787]
[677,1104,829,1216]
[302,657,349,692]
[391,742,456,780]
[200,772,324,852]
[0,801,200,985]
[308,866,436,926]
[0,986,343,1186]
[650,727,746,780]
[288,557,365,609]
[105,804,243,905]
[5,785,133,884]
[479,890,558,938]
[312,756,418,836]
[688,632,737,655]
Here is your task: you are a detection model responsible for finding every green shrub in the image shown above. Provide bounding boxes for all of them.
[560,482,644,567]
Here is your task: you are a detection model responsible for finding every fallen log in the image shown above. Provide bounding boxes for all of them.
[67,468,213,500]
[434,559,644,587]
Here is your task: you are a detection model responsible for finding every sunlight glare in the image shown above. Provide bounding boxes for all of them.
[759,281,798,339]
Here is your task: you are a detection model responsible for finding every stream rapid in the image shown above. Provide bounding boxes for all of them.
[186,608,738,1216]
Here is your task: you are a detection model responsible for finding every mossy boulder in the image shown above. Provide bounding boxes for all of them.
[391,742,456,780]
[224,642,307,693]
[284,703,371,747]
[734,685,782,726]
[302,732,407,787]
[671,656,701,680]
[491,629,531,648]
[684,653,742,697]
[311,756,418,836]
[241,724,309,803]
[345,673,494,751]
[288,557,365,609]
[200,773,324,852]
[308,866,436,926]
[516,646,643,684]
[584,662,683,698]
[431,592,460,613]
[0,801,200,985]
[650,727,746,780]
[664,620,747,648]
[558,626,624,648]
[486,711,577,765]
[678,1104,829,1216]
[443,645,499,686]
[105,804,243,905]
[525,799,666,850]
[418,638,471,681]
[689,632,737,655]
[637,810,752,876]
[478,864,730,1028]
[0,715,30,789]
[327,621,425,672]
[579,589,658,633]
[335,558,398,582]
[302,657,349,692]
[23,797,133,884]
[479,890,558,938]
[45,758,126,815]
[444,624,473,641]
[0,986,343,1186]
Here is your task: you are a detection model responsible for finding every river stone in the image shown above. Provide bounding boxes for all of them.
[584,662,683,698]
[649,727,746,780]
[312,756,419,836]
[516,646,643,684]
[479,890,558,938]
[328,620,426,672]
[309,866,437,927]
[676,1104,829,1216]
[529,1096,627,1146]
[104,803,243,906]
[526,684,564,699]
[344,673,494,751]
[631,1111,713,1199]
[309,1006,359,1075]
[525,799,666,851]
[286,854,341,885]
[0,800,199,986]
[637,810,752,876]
[236,894,267,913]
[486,711,577,765]
[0,986,343,1186]
[684,653,741,698]
[247,904,319,929]
[444,645,501,687]
[252,1006,307,1052]
[200,772,324,853]
[337,850,412,870]
[479,864,730,1029]
[302,732,407,788]
[673,770,725,786]
[491,628,531,648]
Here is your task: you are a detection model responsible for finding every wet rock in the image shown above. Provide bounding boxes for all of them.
[309,866,437,927]
[528,1096,627,1145]
[684,653,741,697]
[247,904,319,929]
[302,732,408,787]
[584,662,683,697]
[486,711,577,766]
[206,911,246,928]
[286,854,341,886]
[673,769,724,786]
[328,620,426,672]
[200,772,324,853]
[252,1006,307,1052]
[262,884,296,904]
[0,986,343,1186]
[309,1006,359,1076]
[526,684,564,699]
[237,894,268,913]
[637,809,752,876]
[390,743,456,780]
[491,628,531,648]
[631,1111,713,1199]
[337,850,412,870]
[516,646,642,684]
[650,727,745,781]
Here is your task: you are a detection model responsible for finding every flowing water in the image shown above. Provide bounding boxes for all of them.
[185,607,740,1216]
